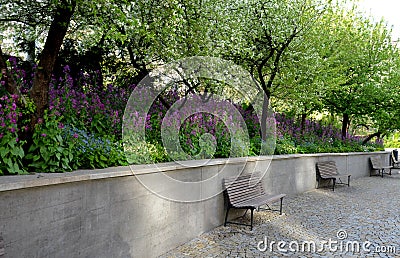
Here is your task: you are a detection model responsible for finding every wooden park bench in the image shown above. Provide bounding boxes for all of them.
[316,161,351,191]
[223,173,286,230]
[370,156,392,177]
[390,151,400,169]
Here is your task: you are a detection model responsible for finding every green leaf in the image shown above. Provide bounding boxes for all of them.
[0,148,8,159]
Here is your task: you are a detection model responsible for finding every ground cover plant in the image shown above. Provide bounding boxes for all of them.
[0,60,129,175]
[0,59,385,174]
[125,89,383,164]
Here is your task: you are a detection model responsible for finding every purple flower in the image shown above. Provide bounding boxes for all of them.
[73,133,79,139]
[41,133,47,137]
[11,94,18,101]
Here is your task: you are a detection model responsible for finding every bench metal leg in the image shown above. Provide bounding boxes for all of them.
[224,207,255,230]
[279,197,283,215]
[242,209,249,218]
[250,209,254,231]
[224,206,230,227]
[332,178,336,191]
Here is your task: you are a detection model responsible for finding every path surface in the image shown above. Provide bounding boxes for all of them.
[160,172,400,258]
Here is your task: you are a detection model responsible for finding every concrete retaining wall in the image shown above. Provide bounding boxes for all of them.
[0,152,390,258]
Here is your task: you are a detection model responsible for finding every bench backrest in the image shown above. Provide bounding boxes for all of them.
[391,151,398,163]
[316,161,339,178]
[370,156,382,169]
[0,235,4,256]
[223,173,264,206]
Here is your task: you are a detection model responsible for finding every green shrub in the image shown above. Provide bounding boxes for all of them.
[275,137,297,154]
[25,111,77,172]
[64,126,127,169]
[384,132,400,148]
[0,94,26,175]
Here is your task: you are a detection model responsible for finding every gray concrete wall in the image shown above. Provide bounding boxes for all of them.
[0,152,390,258]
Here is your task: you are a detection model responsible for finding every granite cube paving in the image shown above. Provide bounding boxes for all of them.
[160,173,400,258]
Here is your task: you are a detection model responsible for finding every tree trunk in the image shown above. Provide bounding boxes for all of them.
[26,40,36,63]
[300,113,307,134]
[341,113,350,139]
[30,0,76,125]
[0,46,19,96]
[362,132,381,145]
[259,29,297,142]
[260,93,270,142]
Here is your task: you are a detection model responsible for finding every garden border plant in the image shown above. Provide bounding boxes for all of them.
[0,59,384,175]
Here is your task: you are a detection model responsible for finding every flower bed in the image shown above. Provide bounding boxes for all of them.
[0,60,383,175]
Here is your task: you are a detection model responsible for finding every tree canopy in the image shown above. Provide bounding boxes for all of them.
[1,0,399,143]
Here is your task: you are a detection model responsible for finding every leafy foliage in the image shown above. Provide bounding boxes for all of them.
[384,132,400,148]
[25,111,77,172]
[124,89,383,164]
[0,63,128,174]
[0,0,397,174]
[0,94,26,174]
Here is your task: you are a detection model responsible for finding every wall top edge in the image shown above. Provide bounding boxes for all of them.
[0,151,389,192]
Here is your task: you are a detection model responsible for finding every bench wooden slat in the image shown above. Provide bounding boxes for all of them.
[317,161,338,177]
[224,175,264,205]
[234,193,286,208]
[224,175,259,185]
